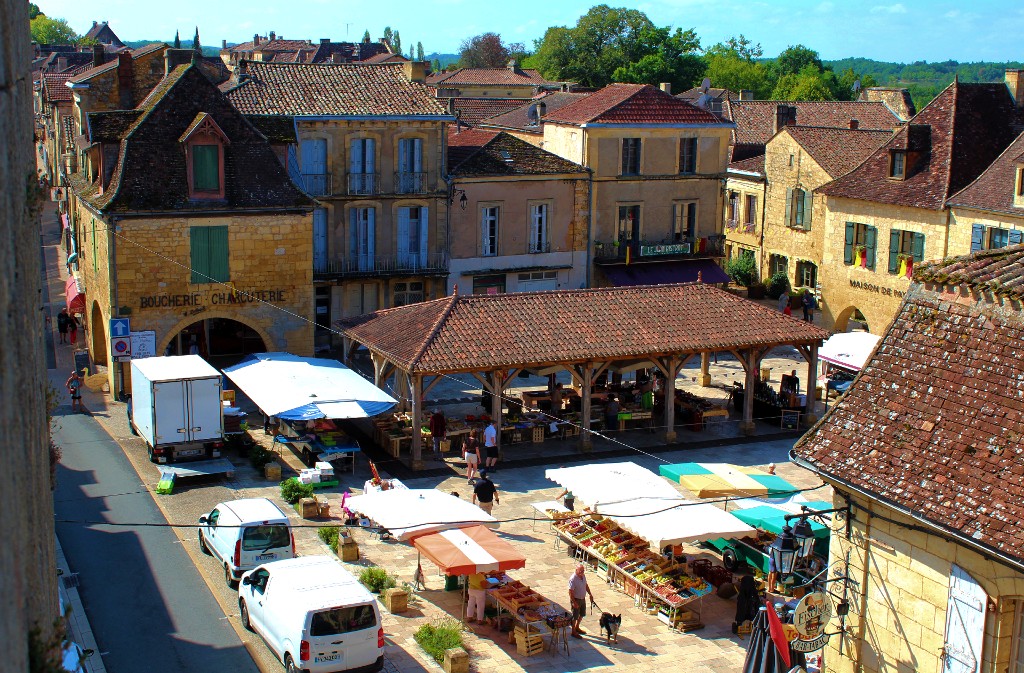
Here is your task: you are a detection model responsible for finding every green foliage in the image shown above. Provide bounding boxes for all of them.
[393,30,401,55]
[362,29,371,43]
[766,272,792,300]
[413,618,464,663]
[29,3,42,19]
[772,45,822,78]
[359,566,397,593]
[431,58,441,73]
[31,15,78,45]
[416,42,424,61]
[383,26,393,47]
[318,526,340,553]
[173,30,180,49]
[29,615,68,673]
[725,254,758,287]
[248,444,276,470]
[280,477,314,504]
[458,32,511,68]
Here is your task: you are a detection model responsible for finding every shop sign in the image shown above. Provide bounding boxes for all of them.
[130,331,156,359]
[138,289,288,311]
[790,591,833,652]
[848,279,905,298]
[640,243,691,257]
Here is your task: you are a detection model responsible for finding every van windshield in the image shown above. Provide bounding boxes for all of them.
[310,604,376,636]
[241,524,290,551]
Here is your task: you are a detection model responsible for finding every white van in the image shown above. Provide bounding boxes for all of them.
[239,556,385,673]
[198,498,295,587]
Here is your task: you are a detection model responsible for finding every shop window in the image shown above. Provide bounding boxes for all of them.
[481,206,499,256]
[679,137,697,174]
[621,138,641,176]
[844,222,877,270]
[472,274,505,295]
[393,281,424,307]
[673,202,697,242]
[887,229,925,273]
[796,261,817,289]
[768,254,788,278]
[190,226,230,283]
[971,224,1023,252]
[744,195,757,226]
[618,204,641,242]
[786,188,812,230]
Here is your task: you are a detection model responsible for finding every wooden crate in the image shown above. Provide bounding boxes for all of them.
[531,426,544,443]
[515,633,545,656]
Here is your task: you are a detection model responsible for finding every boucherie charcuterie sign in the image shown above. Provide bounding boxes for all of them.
[138,289,288,310]
[790,591,833,652]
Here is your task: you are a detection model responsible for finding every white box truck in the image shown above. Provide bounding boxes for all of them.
[128,354,225,464]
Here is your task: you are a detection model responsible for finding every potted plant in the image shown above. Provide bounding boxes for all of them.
[414,618,467,673]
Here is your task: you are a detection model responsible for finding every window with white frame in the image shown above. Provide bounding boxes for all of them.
[673,202,696,242]
[481,206,499,256]
[529,203,549,253]
[679,137,697,174]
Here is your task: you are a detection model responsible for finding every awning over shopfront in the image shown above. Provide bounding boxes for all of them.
[411,525,526,575]
[545,462,683,506]
[345,488,497,541]
[65,274,85,313]
[594,497,755,548]
[601,259,730,287]
[818,332,880,372]
[222,352,396,420]
[659,463,797,499]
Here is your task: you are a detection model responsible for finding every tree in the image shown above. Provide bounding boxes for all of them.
[30,16,77,44]
[770,67,834,101]
[383,26,393,49]
[362,29,371,43]
[28,2,41,19]
[702,35,771,98]
[173,30,180,49]
[393,31,401,55]
[458,32,511,68]
[193,27,201,53]
[431,58,441,73]
[773,45,823,78]
[416,42,424,61]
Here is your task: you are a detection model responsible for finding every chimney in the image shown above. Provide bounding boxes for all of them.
[537,101,547,117]
[849,119,859,130]
[739,89,753,101]
[773,104,796,134]
[93,21,98,28]
[1007,69,1024,108]
[507,58,517,71]
[117,51,134,108]
[269,31,276,42]
[253,33,259,46]
[164,48,195,75]
[92,43,104,68]
[447,98,456,116]
[222,39,227,49]
[57,56,68,71]
[320,38,330,45]
[659,82,671,94]
[403,60,427,83]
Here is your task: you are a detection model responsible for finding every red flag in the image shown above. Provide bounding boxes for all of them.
[905,257,914,279]
[765,600,792,668]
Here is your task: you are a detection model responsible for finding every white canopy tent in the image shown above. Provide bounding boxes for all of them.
[345,489,497,541]
[222,352,396,420]
[818,332,880,372]
[544,461,682,506]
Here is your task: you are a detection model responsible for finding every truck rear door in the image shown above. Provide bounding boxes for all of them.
[152,380,188,446]
[186,377,223,442]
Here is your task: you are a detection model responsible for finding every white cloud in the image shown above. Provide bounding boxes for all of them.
[870,3,907,13]
[816,1,835,12]
[944,9,960,18]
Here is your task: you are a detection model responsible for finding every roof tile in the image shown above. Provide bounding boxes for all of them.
[724,99,901,147]
[947,130,1024,216]
[782,126,893,178]
[449,131,587,176]
[427,67,557,87]
[544,84,724,126]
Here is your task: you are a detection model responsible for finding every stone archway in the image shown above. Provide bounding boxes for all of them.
[158,311,274,365]
[90,301,107,366]
[833,305,871,333]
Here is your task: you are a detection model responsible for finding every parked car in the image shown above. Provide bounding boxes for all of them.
[239,556,384,673]
[199,498,294,587]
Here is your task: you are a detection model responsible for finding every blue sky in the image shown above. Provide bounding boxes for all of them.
[37,0,1024,63]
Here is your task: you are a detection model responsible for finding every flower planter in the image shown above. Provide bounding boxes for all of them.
[443,647,469,673]
[383,587,409,613]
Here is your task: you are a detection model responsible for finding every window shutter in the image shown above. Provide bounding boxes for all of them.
[413,138,423,173]
[971,223,984,252]
[349,208,358,258]
[1009,229,1023,246]
[803,190,813,229]
[943,565,987,673]
[418,207,429,264]
[190,226,208,283]
[398,138,408,173]
[785,188,793,226]
[366,208,375,260]
[396,207,410,262]
[350,139,363,174]
[207,226,229,282]
[365,138,376,173]
[844,222,855,264]
[912,232,925,261]
[313,208,328,270]
[888,230,901,273]
[865,225,877,270]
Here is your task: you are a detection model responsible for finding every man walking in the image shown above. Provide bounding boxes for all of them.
[568,563,595,638]
[56,308,70,344]
[429,409,447,458]
[471,469,498,515]
[483,419,499,470]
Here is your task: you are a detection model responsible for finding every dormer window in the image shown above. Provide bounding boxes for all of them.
[889,150,906,179]
[180,112,229,199]
[1015,165,1024,208]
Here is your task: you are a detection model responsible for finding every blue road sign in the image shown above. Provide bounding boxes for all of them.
[110,318,131,338]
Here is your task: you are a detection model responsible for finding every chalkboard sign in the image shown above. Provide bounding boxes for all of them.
[73,350,91,376]
[781,410,801,430]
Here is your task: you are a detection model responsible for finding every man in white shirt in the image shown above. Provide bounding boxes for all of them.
[568,563,594,638]
[483,419,498,470]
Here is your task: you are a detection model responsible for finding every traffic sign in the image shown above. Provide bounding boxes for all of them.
[111,336,131,360]
[110,318,131,338]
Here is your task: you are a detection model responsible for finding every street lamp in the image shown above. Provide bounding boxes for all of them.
[449,187,468,210]
[792,516,816,561]
[769,524,798,577]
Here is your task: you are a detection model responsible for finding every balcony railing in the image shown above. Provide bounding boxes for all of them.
[528,241,552,254]
[347,172,379,196]
[593,235,724,262]
[301,172,333,197]
[394,171,429,194]
[314,252,448,279]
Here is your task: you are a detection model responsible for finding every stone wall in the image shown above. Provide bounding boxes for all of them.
[0,0,59,667]
[948,207,1024,255]
[723,174,764,264]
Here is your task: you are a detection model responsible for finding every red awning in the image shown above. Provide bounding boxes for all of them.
[411,525,526,576]
[65,275,85,313]
[61,214,69,231]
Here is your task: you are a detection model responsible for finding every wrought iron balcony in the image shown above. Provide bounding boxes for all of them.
[313,252,449,280]
[347,172,379,196]
[394,171,429,194]
[301,172,333,197]
[593,235,725,263]
[528,241,552,254]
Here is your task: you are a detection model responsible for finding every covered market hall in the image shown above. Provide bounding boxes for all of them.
[338,282,829,469]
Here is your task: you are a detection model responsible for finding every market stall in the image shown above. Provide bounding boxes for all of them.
[545,462,683,506]
[660,463,798,499]
[372,411,561,459]
[345,488,496,541]
[817,332,879,400]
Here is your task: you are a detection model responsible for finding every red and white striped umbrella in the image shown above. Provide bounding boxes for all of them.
[411,525,526,576]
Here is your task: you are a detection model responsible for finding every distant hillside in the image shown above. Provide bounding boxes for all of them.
[824,57,1024,110]
[425,52,459,68]
[122,39,220,57]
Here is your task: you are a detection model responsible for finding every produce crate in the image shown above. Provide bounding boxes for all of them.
[515,632,546,656]
[532,426,544,443]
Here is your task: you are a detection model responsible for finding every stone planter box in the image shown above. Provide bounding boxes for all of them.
[443,647,468,673]
[338,535,359,562]
[264,462,281,480]
[382,587,409,613]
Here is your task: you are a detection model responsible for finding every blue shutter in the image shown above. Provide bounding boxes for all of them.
[844,222,855,264]
[865,225,877,270]
[784,188,793,227]
[803,190,813,229]
[888,230,901,273]
[349,208,358,259]
[397,207,410,264]
[313,208,328,271]
[912,232,925,261]
[419,207,429,265]
[970,224,984,252]
[1008,229,1023,246]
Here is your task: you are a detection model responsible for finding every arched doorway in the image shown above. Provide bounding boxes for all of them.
[833,306,870,333]
[90,301,107,366]
[165,317,268,368]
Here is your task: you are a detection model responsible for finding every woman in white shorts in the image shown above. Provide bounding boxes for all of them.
[463,429,482,483]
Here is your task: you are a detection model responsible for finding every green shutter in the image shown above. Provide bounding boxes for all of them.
[207,226,229,281]
[865,225,877,270]
[193,144,219,191]
[888,230,901,273]
[190,226,210,282]
[784,188,793,226]
[844,222,855,264]
[190,226,229,283]
[803,190,813,229]
[912,232,925,261]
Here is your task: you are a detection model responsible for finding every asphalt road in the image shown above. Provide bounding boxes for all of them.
[53,410,260,673]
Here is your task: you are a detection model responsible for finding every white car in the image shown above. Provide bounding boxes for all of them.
[198,498,294,586]
[239,556,385,673]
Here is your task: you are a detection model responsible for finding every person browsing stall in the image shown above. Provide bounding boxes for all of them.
[471,469,499,515]
[568,563,595,638]
[483,419,499,470]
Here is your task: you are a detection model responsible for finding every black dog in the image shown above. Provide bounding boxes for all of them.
[599,612,622,642]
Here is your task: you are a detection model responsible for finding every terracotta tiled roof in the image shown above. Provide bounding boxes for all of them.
[447,128,499,166]
[339,283,827,373]
[42,73,75,102]
[782,126,893,179]
[68,43,167,84]
[42,51,97,74]
[818,82,1024,211]
[244,114,297,143]
[69,64,312,214]
[86,110,141,142]
[450,98,533,126]
[794,245,1024,559]
[476,92,592,132]
[543,83,725,126]
[947,130,1024,216]
[723,99,901,147]
[427,67,556,87]
[914,243,1024,299]
[361,53,407,64]
[229,39,313,53]
[83,21,124,48]
[224,62,448,117]
[310,41,390,64]
[450,131,587,177]
[728,154,764,175]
